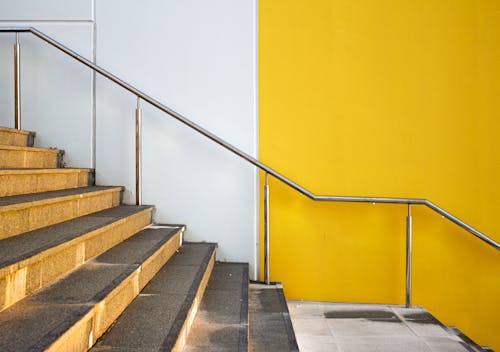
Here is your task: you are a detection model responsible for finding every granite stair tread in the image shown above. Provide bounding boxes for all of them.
[0,205,153,271]
[249,283,299,352]
[184,262,249,352]
[0,186,121,207]
[0,226,183,352]
[92,242,217,352]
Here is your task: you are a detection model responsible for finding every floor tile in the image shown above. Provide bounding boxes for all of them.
[296,334,340,352]
[291,317,332,337]
[327,318,414,338]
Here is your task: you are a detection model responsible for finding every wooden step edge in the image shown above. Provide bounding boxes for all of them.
[45,227,185,352]
[0,207,153,311]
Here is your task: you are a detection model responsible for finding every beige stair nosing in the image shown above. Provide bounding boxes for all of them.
[0,168,91,175]
[0,145,61,153]
[171,250,216,352]
[0,127,31,136]
[0,187,123,213]
[0,207,153,279]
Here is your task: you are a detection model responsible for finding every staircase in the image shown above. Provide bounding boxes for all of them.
[0,126,493,352]
[0,125,297,352]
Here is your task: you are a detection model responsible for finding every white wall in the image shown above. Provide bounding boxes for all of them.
[0,0,259,278]
[0,1,94,167]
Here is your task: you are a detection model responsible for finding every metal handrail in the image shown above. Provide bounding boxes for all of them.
[1,27,498,305]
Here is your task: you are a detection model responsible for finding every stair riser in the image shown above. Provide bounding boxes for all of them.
[0,189,121,240]
[0,149,61,168]
[0,171,92,197]
[0,208,153,311]
[45,230,183,352]
[172,251,215,352]
[0,129,32,147]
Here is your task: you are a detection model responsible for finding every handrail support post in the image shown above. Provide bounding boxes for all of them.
[135,97,142,206]
[14,32,21,129]
[264,172,270,285]
[406,204,413,308]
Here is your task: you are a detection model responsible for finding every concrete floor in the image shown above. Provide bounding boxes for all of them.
[287,301,472,352]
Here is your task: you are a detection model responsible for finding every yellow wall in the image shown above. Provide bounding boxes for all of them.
[259,0,500,349]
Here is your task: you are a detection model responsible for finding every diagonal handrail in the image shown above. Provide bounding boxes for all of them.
[0,27,497,251]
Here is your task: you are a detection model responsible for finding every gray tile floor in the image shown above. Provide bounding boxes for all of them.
[287,301,471,352]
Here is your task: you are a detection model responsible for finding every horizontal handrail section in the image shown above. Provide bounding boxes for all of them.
[1,27,497,250]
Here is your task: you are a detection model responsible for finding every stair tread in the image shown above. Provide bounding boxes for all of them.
[184,262,249,352]
[92,243,216,351]
[0,227,182,352]
[0,185,121,207]
[446,326,492,352]
[0,205,152,271]
[249,283,299,352]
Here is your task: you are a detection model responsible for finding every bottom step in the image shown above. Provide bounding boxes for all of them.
[185,262,249,352]
[447,326,494,352]
[92,242,216,352]
[249,283,299,352]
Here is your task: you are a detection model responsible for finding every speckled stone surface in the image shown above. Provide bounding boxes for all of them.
[0,168,92,197]
[0,227,182,352]
[0,126,31,147]
[91,243,216,352]
[0,205,152,269]
[0,186,123,240]
[185,263,249,352]
[0,145,61,168]
[249,283,299,352]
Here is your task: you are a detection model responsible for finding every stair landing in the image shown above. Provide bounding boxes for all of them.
[288,301,487,352]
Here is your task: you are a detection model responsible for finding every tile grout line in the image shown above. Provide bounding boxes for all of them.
[289,301,343,352]
[390,306,435,352]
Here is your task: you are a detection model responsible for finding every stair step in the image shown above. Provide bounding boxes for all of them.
[0,168,94,197]
[249,283,299,352]
[447,326,493,352]
[0,205,153,311]
[0,126,35,147]
[0,226,183,352]
[184,262,249,352]
[0,186,122,240]
[0,145,63,168]
[91,242,217,352]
